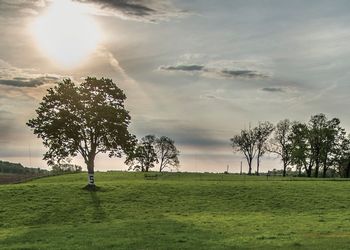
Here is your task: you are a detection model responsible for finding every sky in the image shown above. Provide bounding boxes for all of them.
[1,0,350,173]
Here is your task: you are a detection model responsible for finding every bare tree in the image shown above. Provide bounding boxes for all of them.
[254,121,274,175]
[155,136,180,172]
[231,126,257,175]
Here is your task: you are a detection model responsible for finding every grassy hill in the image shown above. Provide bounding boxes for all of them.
[1,172,350,249]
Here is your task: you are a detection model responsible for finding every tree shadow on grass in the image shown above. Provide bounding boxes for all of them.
[89,191,106,223]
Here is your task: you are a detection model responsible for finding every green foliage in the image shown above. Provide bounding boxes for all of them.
[337,135,350,178]
[290,122,312,176]
[1,173,350,249]
[269,119,294,176]
[289,114,348,178]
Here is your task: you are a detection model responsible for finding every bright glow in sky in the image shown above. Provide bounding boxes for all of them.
[31,0,101,68]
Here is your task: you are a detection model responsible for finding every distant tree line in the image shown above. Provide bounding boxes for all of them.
[51,163,82,174]
[231,114,350,178]
[0,159,82,175]
[0,160,48,174]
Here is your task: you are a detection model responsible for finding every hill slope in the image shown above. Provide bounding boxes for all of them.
[1,172,350,249]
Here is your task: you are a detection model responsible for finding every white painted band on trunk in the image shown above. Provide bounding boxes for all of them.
[88,174,95,185]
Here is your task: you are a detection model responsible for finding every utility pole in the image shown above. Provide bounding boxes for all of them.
[240,161,242,175]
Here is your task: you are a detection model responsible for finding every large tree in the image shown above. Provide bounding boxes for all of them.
[336,135,350,178]
[289,114,346,178]
[319,117,346,178]
[155,136,180,172]
[268,119,294,177]
[231,127,257,175]
[27,77,135,188]
[254,121,274,175]
[290,122,313,177]
[307,114,345,177]
[308,114,327,177]
[125,135,158,172]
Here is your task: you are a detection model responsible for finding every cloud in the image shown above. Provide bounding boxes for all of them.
[220,69,267,79]
[201,94,218,99]
[0,76,59,88]
[79,0,157,16]
[159,64,205,72]
[261,87,285,92]
[159,61,269,80]
[75,0,187,22]
[0,59,63,88]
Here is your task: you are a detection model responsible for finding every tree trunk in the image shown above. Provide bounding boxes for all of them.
[314,160,320,178]
[322,166,327,178]
[346,161,350,178]
[159,158,164,172]
[322,158,328,178]
[282,161,287,177]
[256,157,260,176]
[305,163,312,177]
[87,158,95,186]
[248,158,252,175]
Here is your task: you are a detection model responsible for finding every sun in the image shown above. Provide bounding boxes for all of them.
[31,0,101,68]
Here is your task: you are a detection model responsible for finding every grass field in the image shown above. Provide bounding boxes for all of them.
[1,172,350,249]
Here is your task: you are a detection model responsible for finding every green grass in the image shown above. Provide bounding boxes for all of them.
[1,172,350,249]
